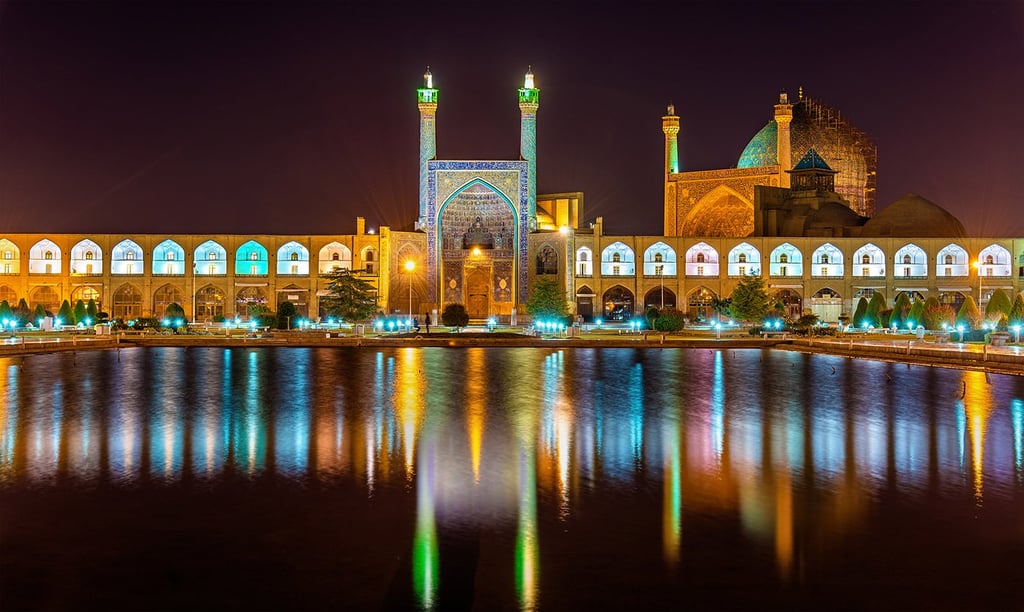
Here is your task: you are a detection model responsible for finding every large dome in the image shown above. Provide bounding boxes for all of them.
[737,95,876,217]
[860,194,967,238]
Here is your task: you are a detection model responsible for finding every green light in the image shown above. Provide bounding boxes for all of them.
[518,88,539,105]
[417,88,438,104]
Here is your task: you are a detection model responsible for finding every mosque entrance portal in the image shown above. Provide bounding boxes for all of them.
[466,267,490,318]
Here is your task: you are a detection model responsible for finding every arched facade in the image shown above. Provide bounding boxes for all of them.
[195,285,225,321]
[978,244,1012,277]
[0,239,20,275]
[601,242,635,276]
[686,286,717,322]
[28,239,62,275]
[152,239,185,275]
[112,239,144,275]
[644,286,676,309]
[602,285,634,320]
[727,243,760,277]
[70,286,101,310]
[575,247,593,277]
[811,243,843,277]
[318,242,352,274]
[853,243,885,277]
[112,284,142,319]
[235,240,268,276]
[30,286,60,315]
[277,241,309,275]
[153,284,183,315]
[936,243,969,276]
[684,242,718,277]
[71,239,102,276]
[894,244,927,278]
[194,240,227,275]
[769,243,802,277]
[644,242,677,277]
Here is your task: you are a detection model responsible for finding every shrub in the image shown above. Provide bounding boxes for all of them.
[441,303,469,330]
[653,308,685,332]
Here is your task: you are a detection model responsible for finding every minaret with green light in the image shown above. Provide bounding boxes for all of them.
[417,68,438,229]
[518,67,539,230]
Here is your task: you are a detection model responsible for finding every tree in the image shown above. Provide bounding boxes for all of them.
[319,269,378,322]
[441,303,469,330]
[907,299,925,328]
[891,293,911,328]
[277,301,297,329]
[85,298,98,322]
[32,303,46,324]
[0,301,12,324]
[525,276,570,322]
[645,306,660,328]
[865,293,886,327]
[923,303,956,331]
[957,296,983,330]
[985,288,1012,325]
[57,300,74,325]
[14,298,30,326]
[73,299,88,324]
[728,274,771,323]
[1009,294,1024,327]
[653,308,685,332]
[852,297,868,328]
[165,302,186,329]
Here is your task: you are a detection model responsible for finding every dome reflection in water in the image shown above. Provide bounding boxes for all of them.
[1,346,1023,610]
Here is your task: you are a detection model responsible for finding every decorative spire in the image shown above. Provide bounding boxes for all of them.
[424,66,432,89]
[667,102,675,116]
[779,90,789,105]
[798,85,804,101]
[524,65,535,89]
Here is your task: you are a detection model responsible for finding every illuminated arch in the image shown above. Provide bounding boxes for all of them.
[684,242,718,276]
[769,243,802,277]
[894,243,927,278]
[936,243,968,276]
[601,242,635,276]
[811,243,844,277]
[0,239,21,275]
[679,184,753,237]
[71,239,102,275]
[235,240,268,275]
[111,239,144,275]
[852,243,885,277]
[978,243,1012,277]
[195,240,227,275]
[575,246,593,276]
[643,242,677,277]
[727,242,760,276]
[318,242,352,274]
[152,239,185,275]
[277,241,309,275]
[29,239,62,274]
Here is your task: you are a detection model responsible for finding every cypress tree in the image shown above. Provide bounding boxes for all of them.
[956,296,983,330]
[1008,294,1024,327]
[866,292,886,327]
[907,299,925,328]
[852,296,869,328]
[57,300,74,326]
[73,299,88,324]
[891,293,911,328]
[985,288,1012,322]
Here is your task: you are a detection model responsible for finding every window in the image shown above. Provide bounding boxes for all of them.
[655,264,663,276]
[85,252,94,260]
[250,264,258,275]
[821,254,829,264]
[208,252,218,261]
[291,252,299,261]
[696,253,705,263]
[862,254,870,264]
[208,265,216,275]
[945,254,953,265]
[862,267,869,276]
[291,264,298,275]
[739,266,746,276]
[780,265,787,276]
[654,252,663,263]
[903,254,911,265]
[86,263,93,275]
[612,253,621,263]
[904,266,910,276]
[44,251,53,260]
[126,251,135,260]
[780,254,789,264]
[250,252,259,261]
[332,253,340,261]
[945,267,952,276]
[579,251,588,262]
[365,251,375,262]
[821,267,828,276]
[738,254,747,263]
[613,265,620,275]
[45,263,52,274]
[697,265,704,275]
[3,251,10,260]
[985,255,994,265]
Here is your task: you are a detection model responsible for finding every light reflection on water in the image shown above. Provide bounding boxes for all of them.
[2,346,1024,609]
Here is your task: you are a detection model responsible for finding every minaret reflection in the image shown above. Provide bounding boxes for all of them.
[963,371,993,507]
[0,364,17,482]
[412,434,439,609]
[513,367,540,609]
[661,410,682,569]
[465,348,486,484]
[395,348,424,482]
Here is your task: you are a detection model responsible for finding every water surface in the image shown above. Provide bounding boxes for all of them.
[1,347,1023,610]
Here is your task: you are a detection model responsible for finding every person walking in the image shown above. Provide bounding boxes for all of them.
[424,312,431,333]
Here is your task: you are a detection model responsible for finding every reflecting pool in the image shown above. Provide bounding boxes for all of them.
[2,346,1023,610]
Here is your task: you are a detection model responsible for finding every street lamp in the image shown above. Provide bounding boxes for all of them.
[404,260,415,318]
[972,260,982,305]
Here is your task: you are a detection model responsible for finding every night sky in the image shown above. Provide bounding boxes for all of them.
[1,1,1022,237]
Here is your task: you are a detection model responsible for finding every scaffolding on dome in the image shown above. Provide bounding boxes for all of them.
[798,96,877,218]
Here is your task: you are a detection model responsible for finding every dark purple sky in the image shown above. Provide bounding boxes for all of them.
[1,1,1022,237]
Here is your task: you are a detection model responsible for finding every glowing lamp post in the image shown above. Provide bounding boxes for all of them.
[1013,325,1021,344]
[404,260,415,318]
[957,324,965,343]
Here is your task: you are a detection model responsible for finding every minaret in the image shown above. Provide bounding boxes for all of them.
[662,104,680,235]
[774,91,793,188]
[518,67,539,229]
[417,68,438,229]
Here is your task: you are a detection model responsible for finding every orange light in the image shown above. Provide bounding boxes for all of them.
[404,260,415,272]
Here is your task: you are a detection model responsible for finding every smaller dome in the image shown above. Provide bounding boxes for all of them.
[861,194,966,238]
[806,202,864,229]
